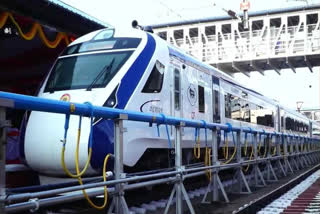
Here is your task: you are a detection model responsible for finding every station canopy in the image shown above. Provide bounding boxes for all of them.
[0,0,109,95]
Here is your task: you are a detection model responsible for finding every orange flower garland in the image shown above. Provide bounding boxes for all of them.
[0,12,70,48]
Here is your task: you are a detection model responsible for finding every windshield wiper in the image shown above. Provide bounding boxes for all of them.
[86,58,115,91]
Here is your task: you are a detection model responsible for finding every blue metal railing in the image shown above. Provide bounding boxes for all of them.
[0,91,318,142]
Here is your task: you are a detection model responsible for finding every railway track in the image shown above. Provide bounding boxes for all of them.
[7,162,320,214]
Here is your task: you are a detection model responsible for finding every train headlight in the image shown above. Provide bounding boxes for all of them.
[106,99,115,107]
[104,85,119,108]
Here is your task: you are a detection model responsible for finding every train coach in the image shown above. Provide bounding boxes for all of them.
[21,27,319,177]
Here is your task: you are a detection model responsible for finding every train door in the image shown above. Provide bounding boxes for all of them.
[212,76,221,123]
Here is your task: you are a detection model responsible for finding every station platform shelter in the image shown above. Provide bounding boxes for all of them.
[0,0,108,168]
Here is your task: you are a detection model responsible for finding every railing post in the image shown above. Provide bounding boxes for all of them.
[108,114,129,214]
[266,134,278,182]
[302,138,310,166]
[212,128,219,201]
[298,136,306,168]
[255,132,266,187]
[295,136,299,154]
[275,134,285,177]
[290,137,294,155]
[175,123,183,214]
[291,136,299,170]
[253,133,258,186]
[283,135,288,173]
[266,135,270,180]
[236,130,242,192]
[236,130,251,194]
[0,107,7,214]
[164,122,195,214]
[202,127,230,203]
[286,136,294,173]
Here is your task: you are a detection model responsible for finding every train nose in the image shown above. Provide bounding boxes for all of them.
[24,111,95,176]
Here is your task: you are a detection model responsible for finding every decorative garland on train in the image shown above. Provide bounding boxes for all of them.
[0,11,71,48]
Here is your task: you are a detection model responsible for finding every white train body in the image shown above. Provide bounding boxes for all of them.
[22,28,317,176]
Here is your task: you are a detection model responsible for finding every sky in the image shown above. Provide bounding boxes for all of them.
[61,0,320,110]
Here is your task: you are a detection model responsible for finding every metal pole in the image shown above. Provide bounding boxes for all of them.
[236,130,251,194]
[298,137,305,168]
[236,130,242,192]
[283,135,288,173]
[253,133,258,186]
[111,114,129,214]
[0,107,7,214]
[277,135,286,177]
[175,124,182,214]
[212,129,218,201]
[266,135,270,180]
[290,137,293,155]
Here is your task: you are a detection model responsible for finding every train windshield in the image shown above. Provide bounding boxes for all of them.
[44,51,133,92]
[44,35,142,92]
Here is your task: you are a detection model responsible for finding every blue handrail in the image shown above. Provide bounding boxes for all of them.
[0,91,318,141]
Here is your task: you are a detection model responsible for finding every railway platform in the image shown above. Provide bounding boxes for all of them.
[258,166,320,214]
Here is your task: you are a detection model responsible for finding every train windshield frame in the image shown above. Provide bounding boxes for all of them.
[44,51,133,92]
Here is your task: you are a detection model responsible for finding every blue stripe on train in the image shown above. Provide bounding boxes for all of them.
[90,33,156,170]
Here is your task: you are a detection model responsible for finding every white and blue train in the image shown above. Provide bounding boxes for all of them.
[21,27,320,176]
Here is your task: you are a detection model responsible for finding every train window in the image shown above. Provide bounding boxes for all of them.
[142,61,165,93]
[313,124,320,136]
[224,94,232,118]
[285,117,290,130]
[284,117,309,134]
[224,92,274,127]
[285,117,295,131]
[198,85,205,113]
[225,93,243,121]
[158,31,167,40]
[213,90,220,122]
[61,38,141,56]
[93,29,115,40]
[174,69,181,110]
[241,100,250,122]
[44,51,133,92]
[230,95,241,120]
[249,103,274,127]
[212,76,220,85]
